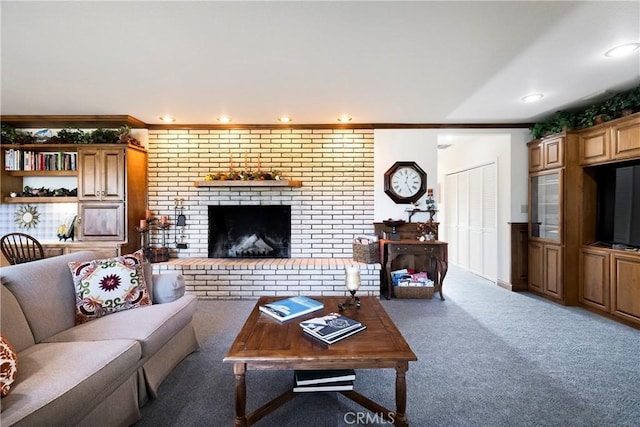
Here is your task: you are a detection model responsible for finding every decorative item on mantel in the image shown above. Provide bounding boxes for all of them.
[194,152,302,187]
[382,219,405,241]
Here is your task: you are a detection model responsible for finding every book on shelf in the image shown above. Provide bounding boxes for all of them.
[293,380,354,393]
[294,369,356,386]
[258,296,324,322]
[303,324,367,344]
[299,312,363,339]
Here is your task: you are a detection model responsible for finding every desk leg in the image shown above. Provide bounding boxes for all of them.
[234,363,247,427]
[394,362,409,427]
[385,255,393,300]
[436,258,448,301]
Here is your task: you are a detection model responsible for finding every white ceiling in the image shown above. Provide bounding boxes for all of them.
[1,1,639,126]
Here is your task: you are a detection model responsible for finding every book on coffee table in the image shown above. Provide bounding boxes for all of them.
[259,296,324,322]
[294,369,356,386]
[299,312,363,340]
[293,380,354,393]
[302,324,367,344]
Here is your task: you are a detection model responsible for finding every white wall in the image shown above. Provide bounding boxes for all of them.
[374,129,438,222]
[436,129,530,285]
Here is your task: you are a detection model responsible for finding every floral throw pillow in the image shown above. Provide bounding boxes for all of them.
[68,250,151,324]
[1,335,18,398]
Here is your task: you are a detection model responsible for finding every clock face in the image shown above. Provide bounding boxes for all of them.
[384,161,427,204]
[391,167,423,197]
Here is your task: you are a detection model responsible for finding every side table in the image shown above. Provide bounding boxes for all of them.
[379,239,448,300]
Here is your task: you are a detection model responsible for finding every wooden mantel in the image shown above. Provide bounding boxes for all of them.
[193,180,302,188]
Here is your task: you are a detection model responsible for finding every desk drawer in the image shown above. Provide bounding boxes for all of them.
[391,245,440,255]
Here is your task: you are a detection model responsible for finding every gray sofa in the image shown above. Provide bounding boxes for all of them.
[0,251,200,426]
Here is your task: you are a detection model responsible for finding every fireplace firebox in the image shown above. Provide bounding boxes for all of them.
[208,205,291,258]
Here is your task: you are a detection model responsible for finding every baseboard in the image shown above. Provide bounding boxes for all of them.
[497,280,528,292]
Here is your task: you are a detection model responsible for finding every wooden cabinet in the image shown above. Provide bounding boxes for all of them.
[579,247,610,311]
[42,242,123,259]
[580,246,640,327]
[528,241,563,299]
[78,148,125,201]
[527,132,580,305]
[76,144,147,254]
[579,114,640,165]
[610,252,640,324]
[528,136,564,172]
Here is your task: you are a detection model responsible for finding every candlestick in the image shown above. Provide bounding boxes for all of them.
[145,210,152,220]
[244,150,248,170]
[258,153,261,171]
[140,219,147,229]
[160,215,169,225]
[229,153,234,171]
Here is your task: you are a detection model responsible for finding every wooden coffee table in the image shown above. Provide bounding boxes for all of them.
[223,296,417,427]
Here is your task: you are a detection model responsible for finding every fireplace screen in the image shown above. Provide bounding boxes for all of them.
[208,205,291,258]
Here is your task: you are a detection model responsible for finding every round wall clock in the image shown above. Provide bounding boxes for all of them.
[384,161,427,204]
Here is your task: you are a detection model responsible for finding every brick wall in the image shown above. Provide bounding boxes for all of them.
[147,128,376,258]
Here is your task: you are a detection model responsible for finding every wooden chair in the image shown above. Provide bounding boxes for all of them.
[0,233,45,265]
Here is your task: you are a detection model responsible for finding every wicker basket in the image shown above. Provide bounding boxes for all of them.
[352,242,380,263]
[147,247,170,263]
[394,285,434,299]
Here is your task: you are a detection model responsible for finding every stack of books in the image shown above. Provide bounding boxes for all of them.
[293,369,356,392]
[299,313,366,344]
[259,296,324,322]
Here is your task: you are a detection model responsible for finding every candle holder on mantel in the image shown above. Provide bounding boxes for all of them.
[339,267,361,311]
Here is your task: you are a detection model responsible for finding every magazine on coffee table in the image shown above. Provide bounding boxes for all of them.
[259,296,324,322]
[299,312,362,339]
[302,324,367,345]
[294,369,356,385]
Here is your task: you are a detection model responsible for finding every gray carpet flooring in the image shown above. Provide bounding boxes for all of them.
[137,265,640,426]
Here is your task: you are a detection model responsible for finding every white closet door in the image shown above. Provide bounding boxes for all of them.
[443,162,497,281]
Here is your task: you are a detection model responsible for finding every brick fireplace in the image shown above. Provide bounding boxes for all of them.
[147,128,381,298]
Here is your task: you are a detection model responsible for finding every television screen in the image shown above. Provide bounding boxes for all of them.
[613,165,640,247]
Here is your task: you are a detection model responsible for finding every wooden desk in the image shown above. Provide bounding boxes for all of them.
[224,296,417,427]
[379,239,448,300]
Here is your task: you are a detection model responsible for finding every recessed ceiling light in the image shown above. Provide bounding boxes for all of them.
[604,42,640,58]
[337,115,352,123]
[217,116,232,123]
[278,116,292,123]
[521,93,544,103]
[159,116,176,123]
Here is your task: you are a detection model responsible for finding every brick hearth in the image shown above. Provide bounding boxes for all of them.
[152,258,381,299]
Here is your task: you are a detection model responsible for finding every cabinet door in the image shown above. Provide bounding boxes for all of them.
[528,142,543,172]
[544,244,563,298]
[610,253,640,324]
[78,149,101,200]
[579,248,609,311]
[77,202,125,240]
[529,170,562,242]
[543,137,564,169]
[610,115,640,161]
[101,149,125,200]
[78,148,125,201]
[528,242,544,292]
[579,127,610,165]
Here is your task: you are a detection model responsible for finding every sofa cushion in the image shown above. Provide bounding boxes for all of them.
[68,250,151,324]
[0,339,140,426]
[0,285,34,353]
[1,251,99,343]
[44,295,197,359]
[0,335,18,398]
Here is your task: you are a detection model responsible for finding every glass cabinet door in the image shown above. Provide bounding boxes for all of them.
[530,170,562,241]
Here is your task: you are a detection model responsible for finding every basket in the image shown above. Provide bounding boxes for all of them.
[394,285,434,299]
[147,247,170,263]
[352,242,380,263]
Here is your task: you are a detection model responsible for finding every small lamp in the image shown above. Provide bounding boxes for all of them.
[339,267,361,311]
